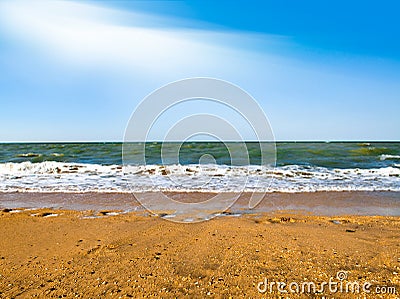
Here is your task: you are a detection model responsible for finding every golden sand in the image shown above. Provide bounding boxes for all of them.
[0,208,399,298]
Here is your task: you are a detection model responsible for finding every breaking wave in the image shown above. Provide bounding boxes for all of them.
[0,161,399,193]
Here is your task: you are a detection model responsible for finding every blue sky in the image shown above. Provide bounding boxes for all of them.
[0,0,399,141]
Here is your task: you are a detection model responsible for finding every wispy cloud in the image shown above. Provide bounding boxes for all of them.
[0,0,287,77]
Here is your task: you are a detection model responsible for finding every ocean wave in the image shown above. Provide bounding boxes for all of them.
[1,161,399,176]
[380,154,400,160]
[0,161,399,193]
[0,161,121,175]
[15,153,42,158]
[350,146,390,156]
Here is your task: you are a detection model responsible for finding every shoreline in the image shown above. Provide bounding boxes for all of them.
[1,191,399,216]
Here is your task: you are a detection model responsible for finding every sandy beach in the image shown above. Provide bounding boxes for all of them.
[1,192,399,298]
[1,0,399,296]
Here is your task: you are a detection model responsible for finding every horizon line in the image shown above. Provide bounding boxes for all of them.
[0,140,399,144]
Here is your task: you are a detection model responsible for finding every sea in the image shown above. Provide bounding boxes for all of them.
[0,142,399,193]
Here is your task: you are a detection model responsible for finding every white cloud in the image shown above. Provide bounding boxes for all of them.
[0,0,286,77]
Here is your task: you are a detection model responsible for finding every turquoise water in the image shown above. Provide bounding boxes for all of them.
[0,142,399,193]
[0,142,399,168]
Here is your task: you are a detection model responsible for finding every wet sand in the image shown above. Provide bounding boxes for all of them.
[1,191,400,216]
[0,192,399,298]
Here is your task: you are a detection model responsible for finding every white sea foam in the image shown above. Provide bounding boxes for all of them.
[380,154,400,160]
[0,161,399,193]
